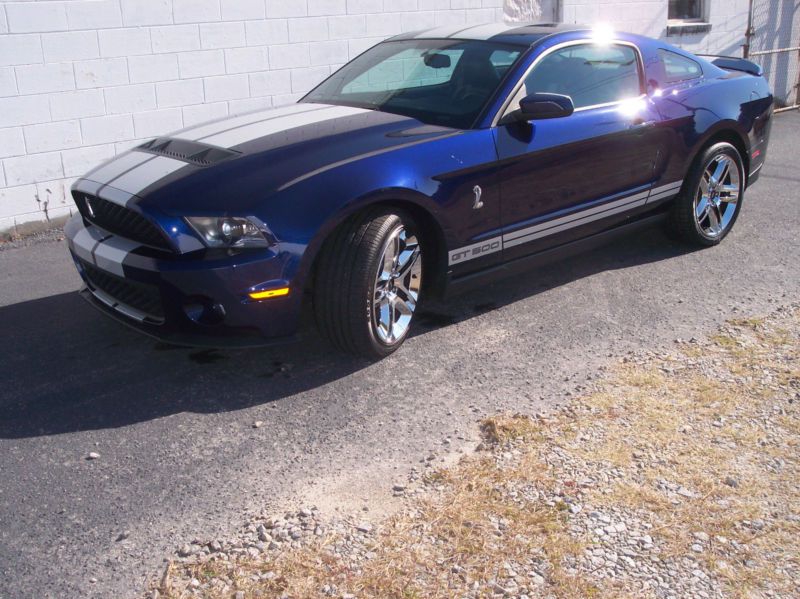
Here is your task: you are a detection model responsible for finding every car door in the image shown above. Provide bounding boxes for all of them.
[493,41,664,262]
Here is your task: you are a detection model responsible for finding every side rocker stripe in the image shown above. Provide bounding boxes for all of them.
[504,195,649,249]
[449,180,685,266]
[647,181,683,203]
[504,190,650,243]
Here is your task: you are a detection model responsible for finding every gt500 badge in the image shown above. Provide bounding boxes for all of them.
[448,236,503,265]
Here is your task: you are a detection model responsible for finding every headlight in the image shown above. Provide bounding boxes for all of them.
[185,216,270,248]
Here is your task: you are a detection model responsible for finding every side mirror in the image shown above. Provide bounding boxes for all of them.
[517,92,575,120]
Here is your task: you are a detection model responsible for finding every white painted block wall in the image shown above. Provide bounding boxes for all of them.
[560,0,751,56]
[0,0,751,230]
[0,0,505,229]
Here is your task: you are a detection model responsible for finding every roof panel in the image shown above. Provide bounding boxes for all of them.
[389,22,590,46]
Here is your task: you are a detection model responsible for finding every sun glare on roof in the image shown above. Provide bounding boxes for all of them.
[591,23,615,45]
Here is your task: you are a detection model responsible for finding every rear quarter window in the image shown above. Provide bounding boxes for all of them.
[659,49,703,83]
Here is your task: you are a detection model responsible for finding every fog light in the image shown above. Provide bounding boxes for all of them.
[248,287,289,300]
[183,298,226,325]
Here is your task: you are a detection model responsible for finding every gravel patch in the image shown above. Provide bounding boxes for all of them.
[151,304,799,598]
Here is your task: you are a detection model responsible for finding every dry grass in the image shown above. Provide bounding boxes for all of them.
[156,307,799,599]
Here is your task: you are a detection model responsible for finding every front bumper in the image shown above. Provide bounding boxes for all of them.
[65,214,304,347]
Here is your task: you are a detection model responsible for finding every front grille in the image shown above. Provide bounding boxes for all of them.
[74,192,172,252]
[80,260,164,321]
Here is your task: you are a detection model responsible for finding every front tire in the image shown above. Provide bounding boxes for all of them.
[313,209,423,359]
[667,142,745,246]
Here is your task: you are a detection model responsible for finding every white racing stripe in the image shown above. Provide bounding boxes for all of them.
[504,190,650,244]
[93,235,141,277]
[105,156,187,196]
[203,105,371,148]
[411,25,466,39]
[650,181,683,195]
[407,23,518,40]
[449,23,520,40]
[84,152,152,188]
[504,195,649,249]
[450,180,685,265]
[178,103,326,142]
[72,226,106,264]
[647,180,683,203]
[78,104,366,200]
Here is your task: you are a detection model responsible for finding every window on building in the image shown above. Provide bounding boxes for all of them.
[669,0,703,21]
[659,49,703,82]
[523,43,642,109]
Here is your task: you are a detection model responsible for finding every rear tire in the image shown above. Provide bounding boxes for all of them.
[313,208,423,359]
[667,142,744,246]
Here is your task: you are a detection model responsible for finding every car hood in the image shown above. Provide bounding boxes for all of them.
[79,102,457,214]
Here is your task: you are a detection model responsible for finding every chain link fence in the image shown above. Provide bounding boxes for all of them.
[745,0,800,112]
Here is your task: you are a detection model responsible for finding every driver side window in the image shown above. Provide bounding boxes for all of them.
[522,43,642,109]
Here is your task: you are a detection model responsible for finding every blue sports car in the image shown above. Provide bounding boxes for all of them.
[65,23,773,358]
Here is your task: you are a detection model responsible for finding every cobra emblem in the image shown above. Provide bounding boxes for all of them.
[472,184,483,210]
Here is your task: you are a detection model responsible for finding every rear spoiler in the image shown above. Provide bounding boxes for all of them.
[697,55,763,77]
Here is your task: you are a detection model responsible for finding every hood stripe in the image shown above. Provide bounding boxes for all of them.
[85,151,152,188]
[178,103,324,142]
[102,156,188,198]
[201,105,371,149]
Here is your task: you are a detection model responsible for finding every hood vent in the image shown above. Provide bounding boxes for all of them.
[137,137,241,166]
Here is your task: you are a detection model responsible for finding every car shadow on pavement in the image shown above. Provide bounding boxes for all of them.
[0,226,695,439]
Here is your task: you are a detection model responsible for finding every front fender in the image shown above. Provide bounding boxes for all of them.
[256,128,496,293]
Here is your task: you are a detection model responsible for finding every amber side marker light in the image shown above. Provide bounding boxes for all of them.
[249,287,289,300]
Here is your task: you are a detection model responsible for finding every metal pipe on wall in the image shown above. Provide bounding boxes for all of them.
[743,0,755,57]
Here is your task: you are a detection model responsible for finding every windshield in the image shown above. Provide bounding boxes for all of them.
[302,39,524,129]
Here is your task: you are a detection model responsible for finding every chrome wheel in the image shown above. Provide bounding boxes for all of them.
[694,154,741,238]
[372,225,422,345]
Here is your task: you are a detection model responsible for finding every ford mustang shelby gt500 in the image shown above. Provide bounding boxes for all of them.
[66,23,773,358]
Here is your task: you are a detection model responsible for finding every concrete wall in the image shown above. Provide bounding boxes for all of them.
[0,0,761,230]
[561,0,750,56]
[0,0,504,230]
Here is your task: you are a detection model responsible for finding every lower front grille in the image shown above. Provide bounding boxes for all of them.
[80,260,165,323]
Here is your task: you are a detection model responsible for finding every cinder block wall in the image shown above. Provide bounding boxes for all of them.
[0,0,504,230]
[0,0,750,230]
[560,0,750,56]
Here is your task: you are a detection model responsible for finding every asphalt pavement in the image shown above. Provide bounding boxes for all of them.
[1,112,798,598]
